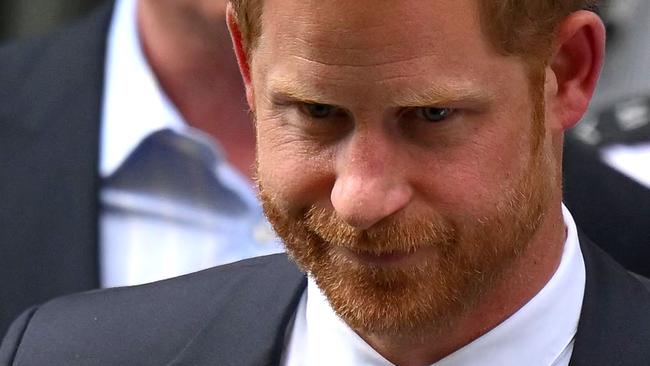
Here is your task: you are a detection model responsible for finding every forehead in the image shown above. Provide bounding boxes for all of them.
[256,0,493,63]
[252,0,522,105]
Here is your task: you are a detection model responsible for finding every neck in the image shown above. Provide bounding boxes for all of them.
[362,201,567,366]
[137,0,255,179]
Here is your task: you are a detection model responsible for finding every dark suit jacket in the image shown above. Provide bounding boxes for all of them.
[1,235,650,366]
[0,2,114,335]
[563,137,650,277]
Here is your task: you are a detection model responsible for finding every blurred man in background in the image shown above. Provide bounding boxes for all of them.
[564,0,650,276]
[0,0,282,335]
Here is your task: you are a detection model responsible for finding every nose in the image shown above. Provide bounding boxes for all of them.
[330,133,413,230]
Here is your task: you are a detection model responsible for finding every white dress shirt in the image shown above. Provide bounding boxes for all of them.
[282,205,586,366]
[99,0,283,287]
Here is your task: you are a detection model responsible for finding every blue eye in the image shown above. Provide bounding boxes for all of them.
[301,103,334,119]
[415,107,454,122]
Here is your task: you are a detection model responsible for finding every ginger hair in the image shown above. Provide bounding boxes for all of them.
[229,0,598,69]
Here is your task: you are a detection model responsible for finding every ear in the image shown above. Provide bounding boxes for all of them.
[546,10,605,131]
[226,3,255,110]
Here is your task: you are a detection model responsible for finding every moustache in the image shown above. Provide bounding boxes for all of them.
[303,207,458,256]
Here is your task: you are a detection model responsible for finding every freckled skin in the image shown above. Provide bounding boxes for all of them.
[228,0,603,364]
[254,0,541,222]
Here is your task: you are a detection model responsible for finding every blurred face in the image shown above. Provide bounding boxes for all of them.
[175,0,228,16]
[249,0,557,336]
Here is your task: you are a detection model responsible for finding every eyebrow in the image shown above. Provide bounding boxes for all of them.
[390,84,494,107]
[267,77,493,108]
[267,78,334,105]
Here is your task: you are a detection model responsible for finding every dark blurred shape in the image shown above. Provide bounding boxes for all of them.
[564,0,650,275]
[564,137,650,276]
[0,0,102,41]
[573,96,650,147]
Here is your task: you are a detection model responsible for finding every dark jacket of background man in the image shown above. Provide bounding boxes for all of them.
[0,2,114,336]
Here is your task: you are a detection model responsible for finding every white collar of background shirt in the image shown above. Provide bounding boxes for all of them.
[97,0,283,288]
[283,204,586,366]
[100,0,261,207]
[101,0,192,179]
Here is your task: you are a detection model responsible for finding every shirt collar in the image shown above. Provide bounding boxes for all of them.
[292,204,585,366]
[100,0,186,178]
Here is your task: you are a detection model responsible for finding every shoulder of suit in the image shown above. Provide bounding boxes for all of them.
[629,272,650,291]
[37,253,301,315]
[7,254,304,364]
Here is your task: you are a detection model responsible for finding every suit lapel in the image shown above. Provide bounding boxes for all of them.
[569,233,650,365]
[0,1,114,334]
[168,257,308,366]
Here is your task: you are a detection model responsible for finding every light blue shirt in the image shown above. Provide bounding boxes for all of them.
[99,0,283,287]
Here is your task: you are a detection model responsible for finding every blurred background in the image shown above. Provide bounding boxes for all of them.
[0,0,102,41]
[0,1,634,44]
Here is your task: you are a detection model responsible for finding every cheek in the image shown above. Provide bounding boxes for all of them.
[256,120,335,214]
[415,114,532,218]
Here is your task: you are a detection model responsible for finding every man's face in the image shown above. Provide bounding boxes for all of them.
[249,0,557,336]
